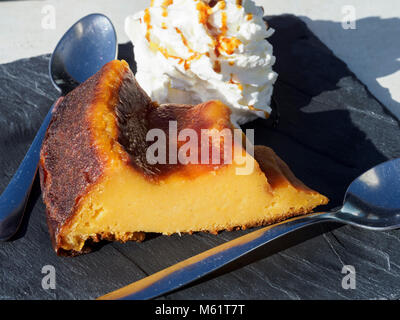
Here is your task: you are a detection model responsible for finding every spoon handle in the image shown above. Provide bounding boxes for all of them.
[98,212,333,300]
[0,99,59,241]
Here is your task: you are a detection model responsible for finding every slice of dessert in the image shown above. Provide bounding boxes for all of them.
[39,60,328,256]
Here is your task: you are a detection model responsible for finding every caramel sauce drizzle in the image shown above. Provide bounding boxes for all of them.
[144,0,241,72]
[219,36,241,55]
[144,1,205,70]
[175,27,194,53]
[144,8,152,42]
[197,1,215,33]
[162,0,173,17]
[220,11,228,35]
[213,61,221,73]
[248,105,271,119]
[229,73,243,91]
[175,27,211,70]
[149,41,184,64]
[196,0,242,73]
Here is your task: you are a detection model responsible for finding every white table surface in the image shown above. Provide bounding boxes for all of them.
[1,0,399,119]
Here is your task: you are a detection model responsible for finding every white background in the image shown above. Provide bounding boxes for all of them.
[0,0,399,119]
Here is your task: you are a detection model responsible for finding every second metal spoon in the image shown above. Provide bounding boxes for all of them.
[99,157,400,300]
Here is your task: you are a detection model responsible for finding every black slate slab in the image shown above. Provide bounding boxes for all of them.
[1,15,400,300]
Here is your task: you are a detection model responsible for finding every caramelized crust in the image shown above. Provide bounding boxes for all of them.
[40,60,238,254]
[254,146,311,191]
[40,61,145,254]
[116,71,234,179]
[40,68,107,252]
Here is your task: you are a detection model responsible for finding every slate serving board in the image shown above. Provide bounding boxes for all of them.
[1,15,400,300]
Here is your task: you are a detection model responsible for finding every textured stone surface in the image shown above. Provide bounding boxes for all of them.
[1,15,400,300]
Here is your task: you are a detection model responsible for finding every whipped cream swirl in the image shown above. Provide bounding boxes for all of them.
[125,0,277,124]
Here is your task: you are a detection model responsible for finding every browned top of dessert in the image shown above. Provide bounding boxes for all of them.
[116,69,236,180]
[40,60,240,246]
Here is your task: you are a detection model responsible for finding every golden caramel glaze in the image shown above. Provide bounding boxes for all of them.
[115,63,236,180]
[40,60,238,254]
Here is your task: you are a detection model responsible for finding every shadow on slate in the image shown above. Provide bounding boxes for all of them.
[244,15,400,208]
[1,15,400,300]
[299,15,400,118]
[118,41,137,74]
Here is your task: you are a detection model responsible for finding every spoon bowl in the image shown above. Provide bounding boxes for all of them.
[50,13,117,94]
[0,14,117,241]
[331,157,400,230]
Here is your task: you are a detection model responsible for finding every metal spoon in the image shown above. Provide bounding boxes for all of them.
[98,157,400,300]
[0,14,117,241]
